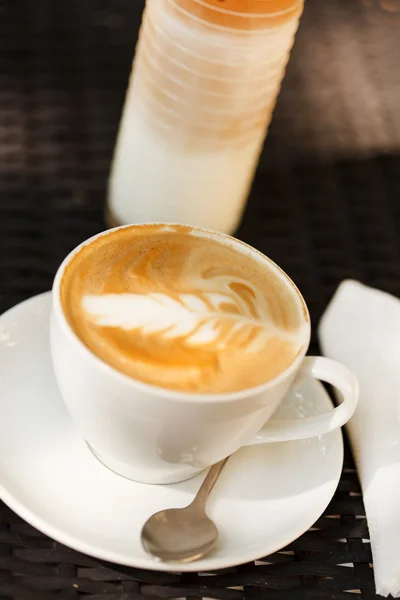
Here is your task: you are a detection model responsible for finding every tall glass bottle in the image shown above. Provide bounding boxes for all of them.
[107,0,304,234]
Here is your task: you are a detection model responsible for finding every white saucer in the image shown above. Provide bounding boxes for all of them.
[0,292,343,573]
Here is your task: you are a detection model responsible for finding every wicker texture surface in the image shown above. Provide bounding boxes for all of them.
[1,0,400,598]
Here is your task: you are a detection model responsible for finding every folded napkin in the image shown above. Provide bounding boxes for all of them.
[318,280,400,597]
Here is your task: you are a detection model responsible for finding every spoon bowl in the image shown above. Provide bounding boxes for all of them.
[141,459,227,563]
[142,506,219,563]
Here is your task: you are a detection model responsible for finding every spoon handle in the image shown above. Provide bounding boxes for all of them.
[190,458,228,511]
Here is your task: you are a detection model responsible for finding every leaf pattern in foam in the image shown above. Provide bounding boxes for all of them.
[82,285,294,352]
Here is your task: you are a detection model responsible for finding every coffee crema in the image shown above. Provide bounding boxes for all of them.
[60,225,308,393]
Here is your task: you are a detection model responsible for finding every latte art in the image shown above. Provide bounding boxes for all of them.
[82,287,297,352]
[60,225,308,392]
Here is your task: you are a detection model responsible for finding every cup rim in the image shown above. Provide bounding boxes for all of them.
[52,223,311,403]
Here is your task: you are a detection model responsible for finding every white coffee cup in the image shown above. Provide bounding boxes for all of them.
[50,225,358,484]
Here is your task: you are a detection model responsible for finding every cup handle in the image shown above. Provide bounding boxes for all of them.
[246,356,359,444]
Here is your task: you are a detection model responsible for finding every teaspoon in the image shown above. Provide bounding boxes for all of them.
[141,458,228,563]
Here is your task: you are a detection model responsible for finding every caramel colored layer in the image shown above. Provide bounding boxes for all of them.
[61,225,307,393]
[170,0,303,30]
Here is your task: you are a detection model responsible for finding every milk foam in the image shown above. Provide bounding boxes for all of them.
[82,287,301,352]
[61,225,308,393]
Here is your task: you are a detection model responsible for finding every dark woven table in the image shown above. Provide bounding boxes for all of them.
[1,0,400,598]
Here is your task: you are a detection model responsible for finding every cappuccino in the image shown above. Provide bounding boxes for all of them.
[61,225,308,393]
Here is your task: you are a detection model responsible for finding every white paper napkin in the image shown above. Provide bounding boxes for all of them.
[318,279,400,597]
